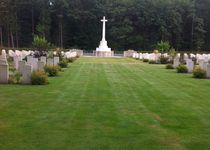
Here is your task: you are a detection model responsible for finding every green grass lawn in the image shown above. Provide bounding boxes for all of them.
[1,57,210,150]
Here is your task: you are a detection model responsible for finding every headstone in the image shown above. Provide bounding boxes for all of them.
[40,56,47,65]
[124,50,137,57]
[173,58,180,68]
[0,59,9,84]
[1,50,7,57]
[53,57,60,65]
[76,50,83,56]
[18,61,26,75]
[186,59,194,73]
[47,58,53,66]
[13,55,21,70]
[22,64,32,84]
[31,58,38,70]
[199,60,208,71]
[184,53,189,62]
[27,55,34,64]
[8,50,15,57]
[206,64,210,78]
[37,61,45,71]
[21,50,30,59]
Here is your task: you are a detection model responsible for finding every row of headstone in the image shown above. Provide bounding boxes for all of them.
[64,49,83,58]
[175,57,210,78]
[124,50,137,57]
[17,60,45,84]
[0,50,63,84]
[25,56,59,71]
[131,52,169,61]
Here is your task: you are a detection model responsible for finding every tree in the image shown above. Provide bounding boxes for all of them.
[156,40,171,53]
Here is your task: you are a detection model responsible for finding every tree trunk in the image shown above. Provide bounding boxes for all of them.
[7,30,11,48]
[16,31,19,48]
[10,31,14,49]
[32,6,35,35]
[0,27,3,47]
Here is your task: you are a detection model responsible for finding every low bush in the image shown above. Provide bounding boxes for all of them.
[58,59,68,68]
[143,59,149,62]
[176,64,188,73]
[44,65,59,77]
[148,60,157,64]
[8,72,21,84]
[67,57,76,63]
[159,56,169,64]
[193,66,206,79]
[31,70,48,85]
[166,64,174,69]
[8,75,17,84]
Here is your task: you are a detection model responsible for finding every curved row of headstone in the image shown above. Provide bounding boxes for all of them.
[0,49,83,84]
[129,51,210,78]
[0,50,57,84]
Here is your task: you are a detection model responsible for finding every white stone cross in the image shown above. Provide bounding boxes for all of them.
[101,16,108,41]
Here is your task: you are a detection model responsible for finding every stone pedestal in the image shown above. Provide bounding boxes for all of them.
[95,51,114,57]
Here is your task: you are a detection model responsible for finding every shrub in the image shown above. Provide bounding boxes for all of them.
[58,59,68,68]
[176,64,188,73]
[8,75,16,84]
[193,67,206,79]
[31,70,48,85]
[44,65,59,77]
[156,40,171,53]
[8,72,21,84]
[143,59,149,62]
[166,64,174,69]
[149,60,157,64]
[32,35,51,52]
[159,56,169,64]
[68,57,77,63]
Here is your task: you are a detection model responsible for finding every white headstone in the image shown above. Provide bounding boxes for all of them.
[199,60,208,71]
[206,64,210,78]
[22,64,32,84]
[18,61,26,75]
[186,59,194,73]
[40,56,47,65]
[37,61,45,71]
[173,58,180,68]
[53,57,60,65]
[0,58,9,84]
[13,55,22,70]
[47,58,53,66]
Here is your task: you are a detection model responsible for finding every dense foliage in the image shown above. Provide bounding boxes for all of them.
[176,64,188,73]
[0,0,210,51]
[193,66,206,78]
[44,65,59,77]
[32,35,51,52]
[31,70,49,85]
